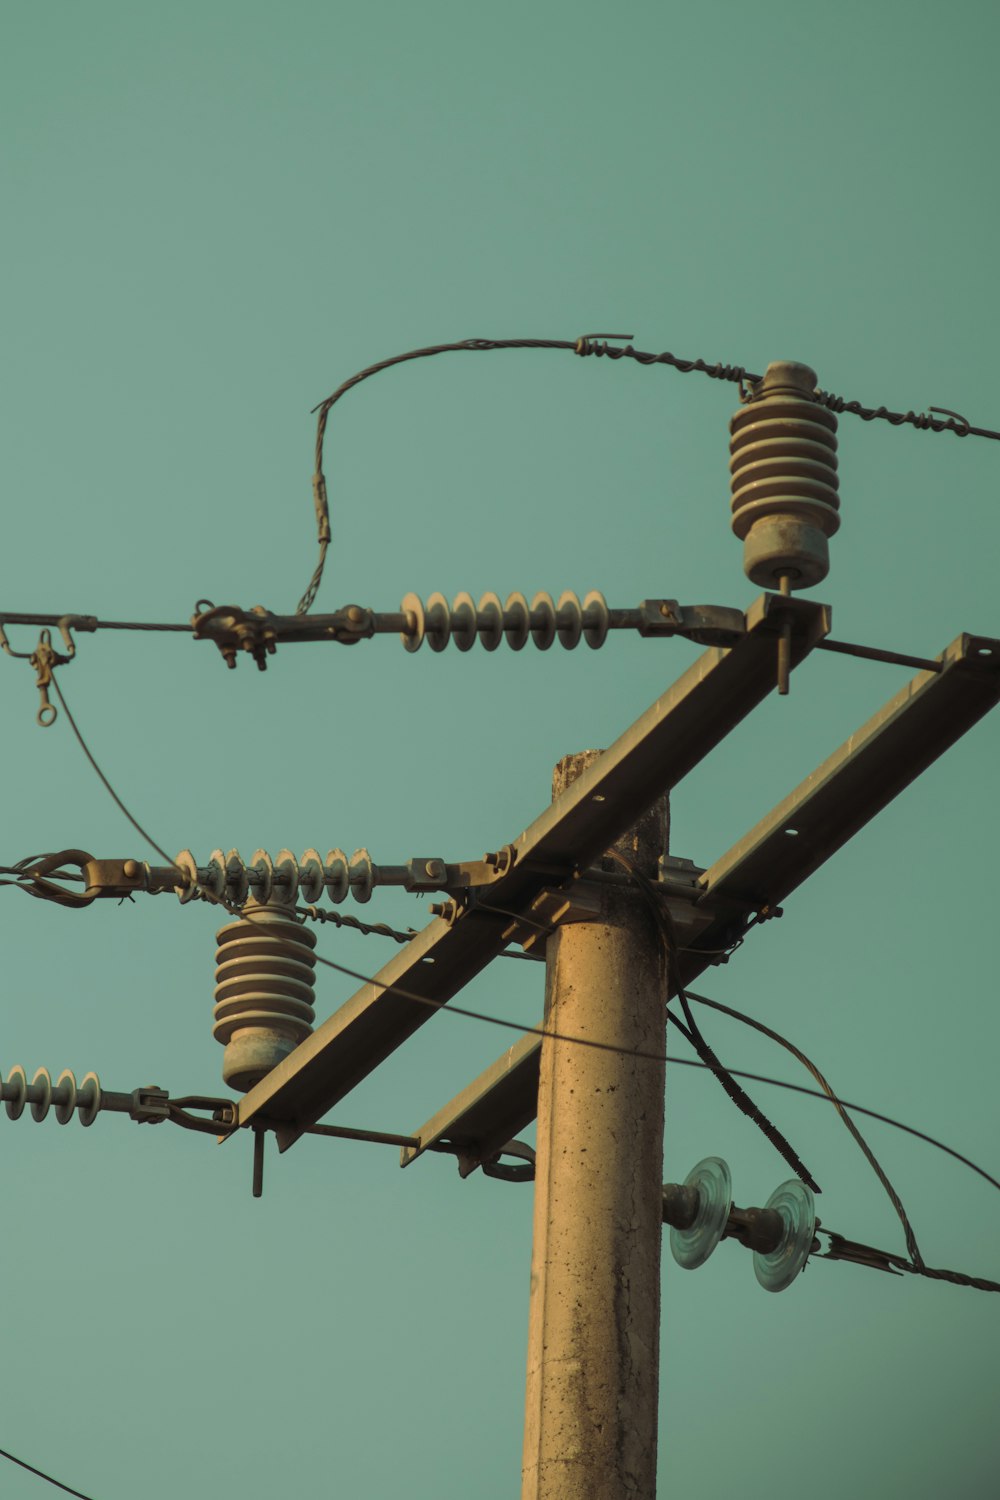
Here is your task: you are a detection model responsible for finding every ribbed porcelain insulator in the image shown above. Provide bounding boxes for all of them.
[729,361,839,590]
[212,904,317,1092]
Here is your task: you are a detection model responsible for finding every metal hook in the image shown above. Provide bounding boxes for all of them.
[29,630,67,727]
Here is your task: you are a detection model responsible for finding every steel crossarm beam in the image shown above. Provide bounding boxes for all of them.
[236,592,830,1149]
[399,1032,543,1175]
[403,630,1000,1173]
[694,630,1000,922]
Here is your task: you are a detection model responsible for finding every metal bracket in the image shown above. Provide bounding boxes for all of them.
[816,1229,904,1276]
[638,601,746,646]
[497,884,604,953]
[479,1139,536,1183]
[129,1086,170,1124]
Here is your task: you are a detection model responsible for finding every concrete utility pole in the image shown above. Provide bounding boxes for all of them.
[522,750,668,1500]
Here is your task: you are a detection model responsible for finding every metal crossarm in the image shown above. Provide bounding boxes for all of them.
[236,593,830,1148]
[694,632,1000,915]
[402,631,1000,1174]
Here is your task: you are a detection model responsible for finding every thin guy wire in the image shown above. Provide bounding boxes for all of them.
[0,1445,97,1500]
[303,334,1000,611]
[45,675,1000,1291]
[49,677,180,873]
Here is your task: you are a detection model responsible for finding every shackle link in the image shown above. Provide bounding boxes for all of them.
[399,590,610,652]
[2,1066,102,1125]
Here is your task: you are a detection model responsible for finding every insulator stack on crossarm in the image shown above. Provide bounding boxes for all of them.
[213,903,318,1091]
[399,591,610,651]
[730,362,840,590]
[1,1067,102,1125]
[173,847,452,907]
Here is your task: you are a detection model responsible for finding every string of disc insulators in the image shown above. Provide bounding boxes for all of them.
[400,590,610,651]
[0,1067,102,1125]
[173,847,452,906]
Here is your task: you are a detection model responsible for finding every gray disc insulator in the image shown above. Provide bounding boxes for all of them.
[213,904,317,1092]
[729,361,839,590]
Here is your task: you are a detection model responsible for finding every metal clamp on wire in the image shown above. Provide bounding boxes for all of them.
[191,603,279,670]
[129,1086,170,1124]
[192,601,374,668]
[636,601,745,646]
[13,849,99,908]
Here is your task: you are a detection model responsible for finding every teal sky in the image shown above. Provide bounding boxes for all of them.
[3,3,998,1497]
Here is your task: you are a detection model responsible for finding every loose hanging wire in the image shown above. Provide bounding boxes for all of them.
[302,334,1000,612]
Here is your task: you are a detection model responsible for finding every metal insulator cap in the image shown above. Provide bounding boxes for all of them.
[212,904,317,1092]
[729,361,839,590]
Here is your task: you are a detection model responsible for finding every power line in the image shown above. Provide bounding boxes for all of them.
[39,669,1000,1290]
[0,1445,97,1500]
[305,334,1000,613]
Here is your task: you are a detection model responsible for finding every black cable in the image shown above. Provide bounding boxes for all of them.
[304,334,1000,612]
[605,847,821,1193]
[48,676,180,876]
[685,990,924,1267]
[0,1445,96,1500]
[609,849,927,1264]
[44,675,1000,1236]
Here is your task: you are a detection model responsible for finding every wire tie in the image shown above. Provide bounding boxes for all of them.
[928,406,971,436]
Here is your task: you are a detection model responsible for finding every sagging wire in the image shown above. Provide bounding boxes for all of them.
[40,669,1000,1292]
[303,333,1000,612]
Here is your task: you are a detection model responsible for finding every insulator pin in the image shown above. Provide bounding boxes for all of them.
[213,905,317,1091]
[1,1067,102,1125]
[729,361,840,590]
[400,591,609,652]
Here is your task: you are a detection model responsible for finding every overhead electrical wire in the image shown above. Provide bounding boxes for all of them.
[609,848,926,1266]
[38,670,1000,1295]
[0,1444,97,1500]
[303,333,1000,612]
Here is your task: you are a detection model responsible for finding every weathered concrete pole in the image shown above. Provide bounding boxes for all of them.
[521,750,668,1500]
